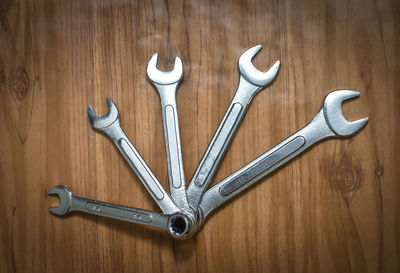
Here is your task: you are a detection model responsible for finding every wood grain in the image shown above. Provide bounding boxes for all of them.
[0,0,399,272]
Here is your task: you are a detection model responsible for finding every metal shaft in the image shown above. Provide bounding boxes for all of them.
[153,82,190,213]
[101,119,182,215]
[186,77,267,211]
[199,109,335,220]
[68,191,171,231]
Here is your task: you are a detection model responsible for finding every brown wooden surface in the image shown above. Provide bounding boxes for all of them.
[0,0,399,272]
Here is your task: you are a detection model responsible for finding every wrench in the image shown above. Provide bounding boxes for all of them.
[147,53,191,214]
[197,90,368,222]
[88,98,182,215]
[186,45,280,213]
[48,185,192,239]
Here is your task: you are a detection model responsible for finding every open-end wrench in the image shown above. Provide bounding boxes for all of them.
[48,185,193,239]
[186,45,280,214]
[147,53,191,215]
[88,98,182,216]
[197,90,368,223]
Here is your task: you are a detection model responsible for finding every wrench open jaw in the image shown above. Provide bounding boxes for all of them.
[324,90,369,136]
[88,98,119,129]
[147,53,183,85]
[48,185,73,215]
[238,45,281,87]
[197,90,368,224]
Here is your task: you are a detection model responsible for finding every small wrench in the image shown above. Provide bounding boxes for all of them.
[88,98,182,215]
[186,45,280,213]
[48,185,192,239]
[197,90,368,222]
[147,53,191,214]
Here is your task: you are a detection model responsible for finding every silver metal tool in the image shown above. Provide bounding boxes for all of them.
[197,90,368,223]
[147,53,191,215]
[48,185,192,239]
[88,98,182,215]
[186,45,280,213]
[48,45,369,239]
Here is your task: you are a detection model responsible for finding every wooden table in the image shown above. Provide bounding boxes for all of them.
[1,0,398,272]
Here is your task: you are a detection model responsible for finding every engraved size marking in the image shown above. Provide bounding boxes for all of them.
[220,136,306,196]
[195,103,243,187]
[86,202,152,223]
[119,139,164,200]
[92,206,101,212]
[131,214,142,220]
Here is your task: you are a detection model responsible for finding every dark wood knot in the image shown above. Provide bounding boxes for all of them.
[10,66,30,100]
[328,154,364,200]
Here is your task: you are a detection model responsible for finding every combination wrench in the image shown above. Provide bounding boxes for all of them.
[147,53,191,215]
[48,185,191,239]
[88,99,183,216]
[186,45,280,213]
[197,90,368,223]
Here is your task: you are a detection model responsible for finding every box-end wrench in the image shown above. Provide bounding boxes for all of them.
[197,90,368,223]
[48,185,192,239]
[147,53,191,215]
[186,45,280,214]
[88,98,183,216]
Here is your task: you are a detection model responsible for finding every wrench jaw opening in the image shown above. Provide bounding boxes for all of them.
[323,90,369,137]
[238,45,280,87]
[48,186,73,216]
[88,98,119,130]
[147,53,183,86]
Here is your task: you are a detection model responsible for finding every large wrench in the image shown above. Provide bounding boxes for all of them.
[88,98,182,215]
[48,186,192,239]
[147,53,191,214]
[198,90,368,222]
[186,45,280,213]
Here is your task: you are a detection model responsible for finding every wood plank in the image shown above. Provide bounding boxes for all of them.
[0,0,398,272]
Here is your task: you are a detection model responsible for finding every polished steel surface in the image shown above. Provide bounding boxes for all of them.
[49,46,368,239]
[186,45,280,214]
[147,53,192,216]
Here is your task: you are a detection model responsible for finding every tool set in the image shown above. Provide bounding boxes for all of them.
[48,45,368,239]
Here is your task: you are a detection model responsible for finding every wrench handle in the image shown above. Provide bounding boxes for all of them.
[199,109,335,220]
[103,120,181,215]
[187,78,262,210]
[154,82,190,213]
[163,104,184,189]
[161,101,189,211]
[69,194,170,230]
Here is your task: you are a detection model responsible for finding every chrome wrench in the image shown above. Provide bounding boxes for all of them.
[48,185,192,239]
[88,98,181,215]
[198,90,368,222]
[186,45,280,213]
[147,53,191,214]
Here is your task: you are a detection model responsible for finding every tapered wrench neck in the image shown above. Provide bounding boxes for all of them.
[152,83,180,105]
